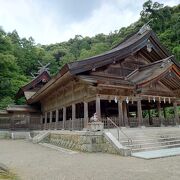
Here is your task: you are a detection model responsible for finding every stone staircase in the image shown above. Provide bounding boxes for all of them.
[106,127,180,153]
[32,131,50,143]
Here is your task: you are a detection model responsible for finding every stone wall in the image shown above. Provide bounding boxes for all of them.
[0,131,11,139]
[42,131,102,152]
[41,130,124,155]
[101,136,122,154]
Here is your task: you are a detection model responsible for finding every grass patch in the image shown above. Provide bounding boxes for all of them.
[0,170,19,180]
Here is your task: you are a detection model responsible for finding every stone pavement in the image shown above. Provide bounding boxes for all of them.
[0,140,180,180]
[132,147,180,159]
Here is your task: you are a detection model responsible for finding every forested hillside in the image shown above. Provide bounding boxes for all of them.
[0,0,179,109]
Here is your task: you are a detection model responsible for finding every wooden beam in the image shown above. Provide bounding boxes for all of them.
[98,84,134,90]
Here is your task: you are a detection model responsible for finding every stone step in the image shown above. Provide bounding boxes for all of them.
[121,136,180,145]
[132,143,180,152]
[109,133,180,139]
[126,139,180,149]
[106,128,180,155]
[118,132,180,139]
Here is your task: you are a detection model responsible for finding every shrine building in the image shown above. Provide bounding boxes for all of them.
[0,25,180,130]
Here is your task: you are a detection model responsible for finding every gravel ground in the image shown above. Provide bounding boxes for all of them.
[0,140,180,180]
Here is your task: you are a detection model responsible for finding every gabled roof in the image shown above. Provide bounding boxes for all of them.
[127,56,180,90]
[62,29,172,75]
[16,71,51,100]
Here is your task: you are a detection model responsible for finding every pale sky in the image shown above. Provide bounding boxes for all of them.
[0,0,179,44]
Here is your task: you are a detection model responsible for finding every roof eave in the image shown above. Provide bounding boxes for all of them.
[27,71,72,104]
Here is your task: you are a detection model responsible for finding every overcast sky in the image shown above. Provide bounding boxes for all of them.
[0,0,179,44]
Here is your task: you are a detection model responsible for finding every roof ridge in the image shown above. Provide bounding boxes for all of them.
[67,29,152,67]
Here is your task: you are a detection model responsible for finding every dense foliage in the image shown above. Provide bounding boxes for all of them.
[0,1,179,109]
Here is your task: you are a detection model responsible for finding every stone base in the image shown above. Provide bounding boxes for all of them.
[87,122,104,132]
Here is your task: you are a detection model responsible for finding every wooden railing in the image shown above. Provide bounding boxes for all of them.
[142,118,149,126]
[0,118,11,129]
[163,117,175,126]
[29,116,41,130]
[50,122,56,129]
[65,119,72,130]
[102,117,120,129]
[73,118,84,130]
[151,117,161,127]
[102,116,177,128]
[128,117,138,127]
[56,121,63,130]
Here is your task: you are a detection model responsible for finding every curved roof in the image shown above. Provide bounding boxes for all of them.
[27,28,180,104]
[66,29,171,75]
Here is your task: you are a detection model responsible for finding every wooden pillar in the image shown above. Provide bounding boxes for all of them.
[173,102,179,125]
[72,104,75,130]
[137,99,143,127]
[84,101,89,128]
[40,115,43,124]
[63,107,66,129]
[157,102,163,126]
[26,114,30,130]
[40,115,43,130]
[123,101,128,127]
[148,108,152,125]
[96,95,101,120]
[50,111,52,129]
[55,109,59,130]
[45,112,47,130]
[118,100,123,126]
[10,115,15,130]
[163,107,167,120]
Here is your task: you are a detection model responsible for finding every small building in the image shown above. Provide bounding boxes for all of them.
[0,70,50,130]
[0,105,41,130]
[1,26,180,131]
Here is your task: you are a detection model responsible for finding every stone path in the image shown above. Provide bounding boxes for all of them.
[0,140,180,180]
